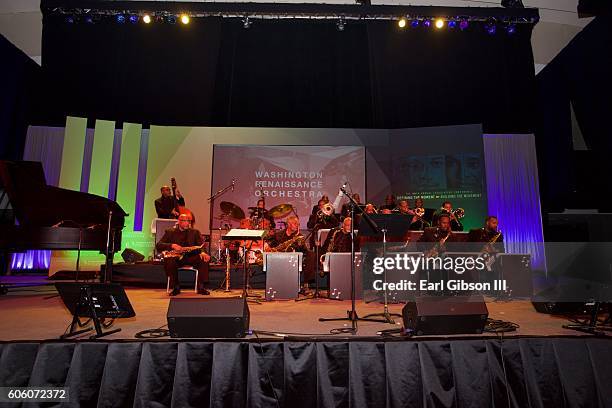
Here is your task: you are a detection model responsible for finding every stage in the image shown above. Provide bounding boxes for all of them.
[0,283,594,340]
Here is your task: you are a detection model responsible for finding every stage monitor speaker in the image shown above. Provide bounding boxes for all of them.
[167,297,249,338]
[121,248,145,263]
[402,295,488,335]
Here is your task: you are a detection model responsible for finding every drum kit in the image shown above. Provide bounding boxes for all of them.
[212,200,297,264]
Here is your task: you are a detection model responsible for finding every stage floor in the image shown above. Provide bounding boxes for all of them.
[0,282,587,341]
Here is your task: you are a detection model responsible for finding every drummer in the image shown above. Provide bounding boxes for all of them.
[252,199,275,229]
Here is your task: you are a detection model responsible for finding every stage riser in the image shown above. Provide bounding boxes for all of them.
[0,338,609,408]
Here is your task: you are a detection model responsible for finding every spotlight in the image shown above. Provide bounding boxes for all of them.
[129,14,139,24]
[83,15,94,24]
[336,17,345,31]
[116,14,126,24]
[65,15,75,24]
[242,16,252,29]
[411,19,420,28]
[435,19,445,29]
[398,18,407,28]
[180,14,190,25]
[142,14,152,24]
[459,19,469,30]
[166,15,177,24]
[448,20,457,29]
[423,19,432,28]
[506,23,517,34]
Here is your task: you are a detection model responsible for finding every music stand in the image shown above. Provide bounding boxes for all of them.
[359,214,411,323]
[56,282,135,339]
[223,229,266,302]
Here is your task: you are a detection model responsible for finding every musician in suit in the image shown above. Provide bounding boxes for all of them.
[417,214,458,254]
[307,198,339,248]
[467,216,505,254]
[154,185,185,219]
[156,213,210,296]
[322,217,359,253]
[431,201,463,231]
[267,215,316,287]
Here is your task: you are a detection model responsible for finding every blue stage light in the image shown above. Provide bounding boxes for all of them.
[83,15,93,24]
[506,23,517,34]
[116,14,126,24]
[129,15,139,24]
[459,20,469,31]
[486,23,497,35]
[423,19,431,28]
[166,15,177,24]
[411,19,420,28]
[65,15,75,24]
[448,20,457,29]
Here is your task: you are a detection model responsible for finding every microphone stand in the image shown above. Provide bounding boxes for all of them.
[319,187,386,334]
[207,180,235,255]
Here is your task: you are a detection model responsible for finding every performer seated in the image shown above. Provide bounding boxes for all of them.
[267,215,316,286]
[409,197,430,230]
[418,214,458,255]
[395,199,414,215]
[156,213,210,296]
[468,216,505,254]
[341,193,362,218]
[154,185,185,219]
[364,203,377,214]
[432,201,463,231]
[379,194,396,212]
[307,198,339,248]
[322,217,360,253]
[311,195,330,215]
[252,199,275,229]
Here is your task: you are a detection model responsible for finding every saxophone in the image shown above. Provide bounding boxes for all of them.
[425,230,450,258]
[268,233,305,253]
[320,228,341,263]
[482,230,502,270]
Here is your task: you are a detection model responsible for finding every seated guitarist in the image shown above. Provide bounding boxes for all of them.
[156,213,210,296]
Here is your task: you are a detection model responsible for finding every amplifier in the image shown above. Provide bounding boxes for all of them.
[167,297,249,338]
[402,295,488,335]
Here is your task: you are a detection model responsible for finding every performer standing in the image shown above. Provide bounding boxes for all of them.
[156,213,210,296]
[154,184,185,219]
[307,199,339,248]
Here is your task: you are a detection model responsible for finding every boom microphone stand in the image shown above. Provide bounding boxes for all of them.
[207,179,235,255]
[319,186,386,334]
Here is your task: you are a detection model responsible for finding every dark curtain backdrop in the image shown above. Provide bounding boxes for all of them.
[1,338,611,408]
[0,35,41,160]
[36,16,536,134]
[536,17,612,213]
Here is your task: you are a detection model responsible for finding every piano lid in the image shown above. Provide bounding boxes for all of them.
[0,160,127,228]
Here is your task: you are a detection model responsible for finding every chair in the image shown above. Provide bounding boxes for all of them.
[166,266,199,294]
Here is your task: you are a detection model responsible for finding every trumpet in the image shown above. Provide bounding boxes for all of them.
[317,202,334,217]
[414,207,425,218]
[453,208,465,219]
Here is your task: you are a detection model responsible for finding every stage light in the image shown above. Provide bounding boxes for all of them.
[242,16,252,29]
[448,20,457,29]
[485,21,497,35]
[116,14,126,24]
[423,19,432,28]
[336,17,345,31]
[459,19,469,30]
[411,19,420,28]
[129,14,139,24]
[83,15,94,24]
[180,14,190,25]
[142,14,152,24]
[398,18,407,28]
[435,19,444,29]
[65,15,75,24]
[506,23,517,34]
[166,15,177,24]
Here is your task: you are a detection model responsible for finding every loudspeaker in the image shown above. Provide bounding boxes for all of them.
[121,248,145,263]
[402,295,488,335]
[167,297,249,338]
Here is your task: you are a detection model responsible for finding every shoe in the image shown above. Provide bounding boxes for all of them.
[197,288,210,295]
[169,287,181,296]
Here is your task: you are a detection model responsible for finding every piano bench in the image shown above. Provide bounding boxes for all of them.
[166,266,199,294]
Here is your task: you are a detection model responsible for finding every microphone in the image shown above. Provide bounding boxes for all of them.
[231,179,235,191]
[342,181,348,189]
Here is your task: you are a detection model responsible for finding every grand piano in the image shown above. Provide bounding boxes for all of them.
[0,160,126,280]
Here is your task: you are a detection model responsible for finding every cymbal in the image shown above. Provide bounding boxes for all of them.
[220,201,245,219]
[268,203,294,218]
